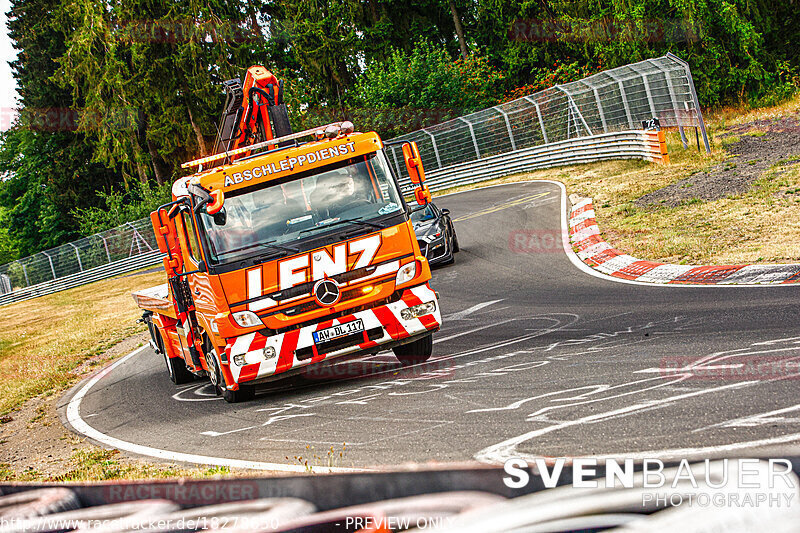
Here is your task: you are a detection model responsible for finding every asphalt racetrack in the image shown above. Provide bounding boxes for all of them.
[61,181,800,470]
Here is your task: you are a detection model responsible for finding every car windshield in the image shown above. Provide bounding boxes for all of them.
[199,150,404,264]
[410,205,436,223]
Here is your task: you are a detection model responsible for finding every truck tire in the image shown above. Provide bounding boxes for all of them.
[202,338,256,403]
[164,352,194,385]
[222,384,256,403]
[157,327,193,385]
[392,333,433,366]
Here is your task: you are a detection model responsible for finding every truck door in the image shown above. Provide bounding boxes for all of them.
[172,208,208,371]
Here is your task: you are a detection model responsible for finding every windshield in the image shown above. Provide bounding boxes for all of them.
[410,204,436,223]
[199,150,404,264]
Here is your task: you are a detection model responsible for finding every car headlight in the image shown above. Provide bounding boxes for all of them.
[422,231,443,243]
[232,310,262,328]
[233,346,276,366]
[395,261,418,287]
[400,301,437,320]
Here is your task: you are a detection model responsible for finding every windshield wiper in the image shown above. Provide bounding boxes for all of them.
[223,239,299,256]
[259,240,300,254]
[299,218,383,235]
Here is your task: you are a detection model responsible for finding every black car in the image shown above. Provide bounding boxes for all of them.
[410,202,459,265]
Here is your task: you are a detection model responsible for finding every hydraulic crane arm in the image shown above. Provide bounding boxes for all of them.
[211,66,293,163]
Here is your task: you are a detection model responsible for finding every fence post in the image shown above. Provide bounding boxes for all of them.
[389,145,402,177]
[457,117,481,159]
[584,81,608,133]
[421,128,443,169]
[97,234,112,263]
[647,59,689,149]
[555,85,593,137]
[627,63,658,120]
[21,262,29,287]
[126,222,154,256]
[492,106,517,151]
[665,52,711,154]
[41,251,57,280]
[523,96,549,144]
[606,70,635,129]
[68,242,83,271]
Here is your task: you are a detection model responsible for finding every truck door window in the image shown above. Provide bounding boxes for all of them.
[180,210,202,264]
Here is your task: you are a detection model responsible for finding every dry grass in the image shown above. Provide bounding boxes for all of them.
[0,449,230,482]
[704,92,800,130]
[0,270,164,416]
[438,94,800,265]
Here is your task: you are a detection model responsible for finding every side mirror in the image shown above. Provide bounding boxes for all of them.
[212,208,227,226]
[401,141,425,185]
[206,190,225,214]
[414,184,432,206]
[441,208,450,216]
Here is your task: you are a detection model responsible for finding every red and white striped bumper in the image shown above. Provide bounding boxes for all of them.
[224,284,440,384]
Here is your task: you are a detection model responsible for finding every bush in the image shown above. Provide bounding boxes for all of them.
[299,43,505,139]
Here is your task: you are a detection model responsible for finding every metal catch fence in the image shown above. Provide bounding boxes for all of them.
[385,52,708,179]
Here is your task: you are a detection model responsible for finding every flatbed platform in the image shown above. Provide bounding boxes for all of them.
[132,283,176,319]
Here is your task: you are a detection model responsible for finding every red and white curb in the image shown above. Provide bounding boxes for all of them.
[569,198,800,285]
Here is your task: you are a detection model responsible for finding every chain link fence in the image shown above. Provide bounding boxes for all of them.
[0,218,157,297]
[0,54,707,303]
[385,53,709,178]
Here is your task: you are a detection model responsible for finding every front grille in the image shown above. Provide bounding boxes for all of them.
[295,327,384,360]
[281,287,365,316]
[272,290,404,335]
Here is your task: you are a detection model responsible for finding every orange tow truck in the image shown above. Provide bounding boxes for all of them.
[133,66,441,402]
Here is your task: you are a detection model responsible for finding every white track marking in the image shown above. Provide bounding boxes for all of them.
[439,180,798,288]
[445,299,504,320]
[694,403,800,432]
[65,346,365,472]
[171,383,223,402]
[474,381,755,464]
[435,318,517,343]
[467,375,681,414]
[575,432,800,461]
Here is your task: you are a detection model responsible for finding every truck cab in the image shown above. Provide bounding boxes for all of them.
[135,120,441,403]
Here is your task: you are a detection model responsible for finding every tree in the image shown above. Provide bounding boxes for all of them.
[0,0,117,257]
[347,42,504,139]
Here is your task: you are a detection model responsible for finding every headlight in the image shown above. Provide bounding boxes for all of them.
[232,310,262,328]
[422,231,443,243]
[400,301,437,320]
[233,346,276,366]
[395,261,418,287]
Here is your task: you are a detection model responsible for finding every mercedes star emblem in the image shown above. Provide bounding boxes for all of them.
[313,279,340,306]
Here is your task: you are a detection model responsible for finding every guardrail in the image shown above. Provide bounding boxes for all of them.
[0,251,162,306]
[398,129,669,193]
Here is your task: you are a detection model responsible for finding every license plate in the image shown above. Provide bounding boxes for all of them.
[313,319,365,344]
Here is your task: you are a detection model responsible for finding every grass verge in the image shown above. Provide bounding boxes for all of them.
[1,449,230,483]
[0,271,164,417]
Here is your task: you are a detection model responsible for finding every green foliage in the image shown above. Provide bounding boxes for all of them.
[73,181,172,235]
[312,42,504,139]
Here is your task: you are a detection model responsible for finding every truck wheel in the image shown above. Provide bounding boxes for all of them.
[157,328,193,385]
[203,346,224,396]
[203,342,256,403]
[164,352,194,385]
[222,385,256,403]
[392,334,433,366]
